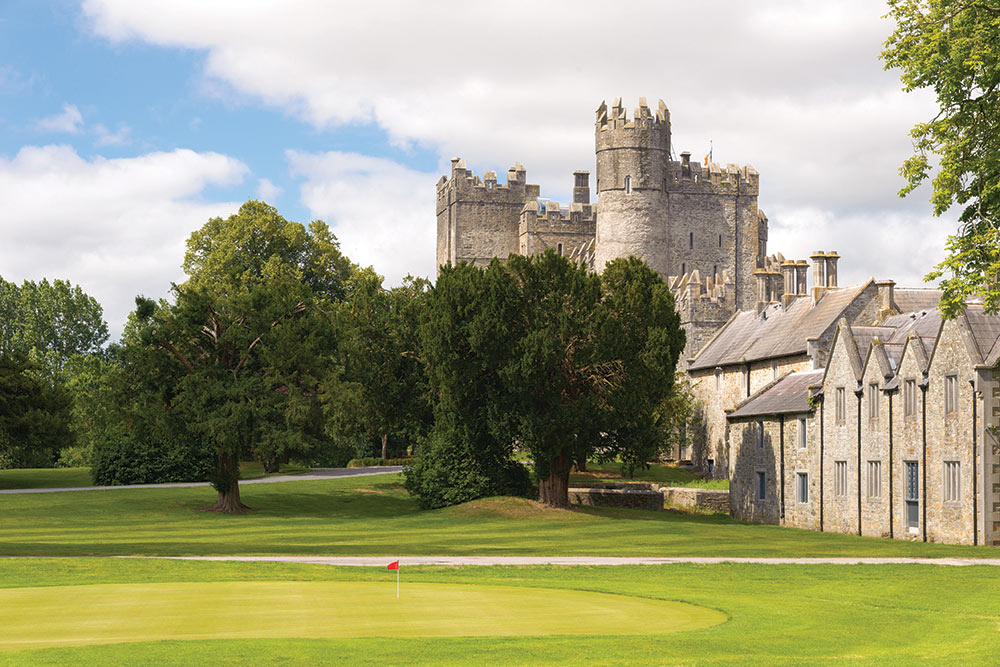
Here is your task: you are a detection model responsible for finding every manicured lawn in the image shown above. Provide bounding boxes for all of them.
[0,463,311,491]
[0,557,998,664]
[0,473,996,558]
[570,462,728,489]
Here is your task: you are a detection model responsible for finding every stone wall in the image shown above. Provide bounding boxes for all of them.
[658,486,730,514]
[568,484,664,511]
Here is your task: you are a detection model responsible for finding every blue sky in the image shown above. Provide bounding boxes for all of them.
[0,1,956,338]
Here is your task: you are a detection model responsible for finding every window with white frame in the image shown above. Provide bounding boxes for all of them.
[868,383,879,420]
[835,461,848,497]
[836,387,846,424]
[904,379,917,416]
[756,471,766,501]
[867,460,882,499]
[797,472,809,504]
[945,375,958,414]
[943,461,960,502]
[797,417,807,449]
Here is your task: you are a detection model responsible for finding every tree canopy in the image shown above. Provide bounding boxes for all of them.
[882,0,1000,316]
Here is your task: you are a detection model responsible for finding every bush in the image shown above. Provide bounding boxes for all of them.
[91,420,213,486]
[57,445,92,468]
[346,457,411,468]
[404,429,533,509]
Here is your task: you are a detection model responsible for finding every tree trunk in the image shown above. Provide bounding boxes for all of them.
[263,455,280,474]
[576,458,587,472]
[203,451,253,513]
[381,433,389,460]
[539,451,571,508]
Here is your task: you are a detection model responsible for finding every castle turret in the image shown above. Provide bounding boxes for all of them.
[593,97,671,276]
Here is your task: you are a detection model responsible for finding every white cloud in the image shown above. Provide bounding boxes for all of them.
[94,123,131,146]
[287,151,437,285]
[37,103,84,133]
[81,0,959,288]
[0,145,248,337]
[256,177,282,202]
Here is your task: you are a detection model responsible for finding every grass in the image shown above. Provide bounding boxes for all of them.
[0,472,997,558]
[570,462,728,489]
[0,463,311,491]
[0,557,998,664]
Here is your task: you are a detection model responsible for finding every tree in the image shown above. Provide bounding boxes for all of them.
[0,354,73,468]
[135,201,354,512]
[882,1,1000,316]
[0,276,108,377]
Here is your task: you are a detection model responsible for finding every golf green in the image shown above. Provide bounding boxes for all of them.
[0,581,726,651]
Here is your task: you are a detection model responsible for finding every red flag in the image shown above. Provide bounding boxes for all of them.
[387,561,399,570]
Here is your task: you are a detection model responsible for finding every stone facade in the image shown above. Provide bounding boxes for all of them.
[726,309,1000,547]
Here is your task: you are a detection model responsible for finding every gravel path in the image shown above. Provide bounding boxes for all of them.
[146,555,1000,567]
[0,466,404,494]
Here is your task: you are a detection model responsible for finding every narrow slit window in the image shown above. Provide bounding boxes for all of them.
[624,175,632,194]
[557,243,563,256]
[689,232,694,249]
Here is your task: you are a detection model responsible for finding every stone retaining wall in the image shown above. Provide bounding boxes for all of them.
[568,484,664,511]
[656,486,731,514]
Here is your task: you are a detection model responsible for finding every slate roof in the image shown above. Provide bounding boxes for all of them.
[689,282,872,371]
[962,305,1000,364]
[880,309,942,344]
[728,370,824,419]
[893,288,941,314]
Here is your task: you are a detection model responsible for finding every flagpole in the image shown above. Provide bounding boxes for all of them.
[396,561,399,599]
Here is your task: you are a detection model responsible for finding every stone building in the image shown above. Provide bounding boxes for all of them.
[435,97,770,357]
[726,305,1000,546]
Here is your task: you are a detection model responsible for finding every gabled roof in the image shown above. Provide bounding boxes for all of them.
[961,305,1000,365]
[893,288,942,314]
[728,370,824,419]
[689,281,873,371]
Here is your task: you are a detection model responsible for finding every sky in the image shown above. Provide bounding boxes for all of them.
[0,0,956,339]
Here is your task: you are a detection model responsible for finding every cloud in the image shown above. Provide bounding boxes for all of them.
[0,145,248,337]
[81,0,958,288]
[256,177,282,202]
[287,151,437,285]
[37,103,84,133]
[94,123,131,146]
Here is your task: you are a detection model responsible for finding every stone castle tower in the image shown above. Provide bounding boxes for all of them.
[436,97,772,358]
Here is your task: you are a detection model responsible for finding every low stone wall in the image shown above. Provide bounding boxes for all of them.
[568,483,664,511]
[656,485,730,514]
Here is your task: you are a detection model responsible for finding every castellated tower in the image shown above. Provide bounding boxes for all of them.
[593,97,766,312]
[594,97,672,277]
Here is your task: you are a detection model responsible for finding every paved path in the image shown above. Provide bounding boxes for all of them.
[0,466,404,494]
[148,555,1000,567]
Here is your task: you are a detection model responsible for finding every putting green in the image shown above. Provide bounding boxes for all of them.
[0,581,725,651]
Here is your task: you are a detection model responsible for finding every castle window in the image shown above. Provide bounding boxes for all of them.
[943,461,960,502]
[868,383,879,420]
[756,471,766,501]
[797,472,809,504]
[834,461,847,497]
[756,420,764,449]
[682,263,686,276]
[557,243,563,256]
[797,417,807,449]
[835,387,846,424]
[867,460,882,499]
[713,265,718,279]
[714,367,721,390]
[689,232,694,249]
[945,375,957,414]
[904,379,917,417]
[624,176,632,194]
[718,234,722,247]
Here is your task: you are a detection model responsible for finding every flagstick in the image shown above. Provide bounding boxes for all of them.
[396,561,399,599]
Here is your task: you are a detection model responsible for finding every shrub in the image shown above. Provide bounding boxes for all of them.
[91,419,213,486]
[346,457,411,468]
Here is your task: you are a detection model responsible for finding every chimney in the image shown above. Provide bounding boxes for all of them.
[681,152,691,178]
[573,171,590,204]
[769,269,783,303]
[825,251,840,288]
[794,260,809,296]
[755,268,769,313]
[811,251,827,303]
[781,261,797,308]
[875,280,897,320]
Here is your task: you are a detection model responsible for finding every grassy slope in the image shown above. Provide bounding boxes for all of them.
[0,558,998,664]
[0,473,996,558]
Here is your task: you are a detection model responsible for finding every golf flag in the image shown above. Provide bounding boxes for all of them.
[387,561,399,570]
[388,560,400,598]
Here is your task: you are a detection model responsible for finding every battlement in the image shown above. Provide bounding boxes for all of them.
[665,156,759,196]
[437,158,539,200]
[596,97,670,130]
[669,269,736,308]
[518,198,596,261]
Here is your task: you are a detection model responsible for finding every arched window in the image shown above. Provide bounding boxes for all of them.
[557,243,563,256]
[624,175,632,194]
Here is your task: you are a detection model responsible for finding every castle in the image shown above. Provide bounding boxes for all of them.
[436,97,1000,547]
[436,97,772,356]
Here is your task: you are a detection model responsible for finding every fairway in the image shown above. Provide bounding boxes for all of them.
[0,580,725,651]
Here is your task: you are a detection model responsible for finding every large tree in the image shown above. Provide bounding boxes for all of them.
[135,201,354,512]
[0,354,73,468]
[882,0,1000,316]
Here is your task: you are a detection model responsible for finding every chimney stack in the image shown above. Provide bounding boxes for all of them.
[794,260,809,296]
[875,280,897,321]
[811,251,827,303]
[573,171,590,204]
[781,261,797,308]
[755,268,769,313]
[825,251,840,288]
